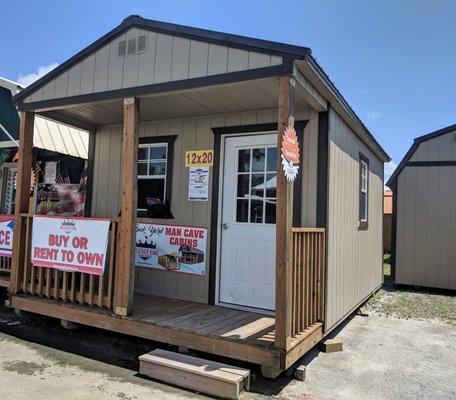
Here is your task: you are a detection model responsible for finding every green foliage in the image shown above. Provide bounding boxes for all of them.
[367,288,456,325]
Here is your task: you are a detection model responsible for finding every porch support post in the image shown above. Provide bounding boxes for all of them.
[10,111,35,294]
[275,75,295,350]
[114,97,139,316]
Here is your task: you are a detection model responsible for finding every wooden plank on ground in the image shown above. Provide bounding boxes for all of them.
[139,349,250,399]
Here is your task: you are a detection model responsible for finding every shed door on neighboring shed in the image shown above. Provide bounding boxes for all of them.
[218,133,277,312]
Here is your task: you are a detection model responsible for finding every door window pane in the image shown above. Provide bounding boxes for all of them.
[236,199,249,222]
[267,147,277,171]
[237,174,249,198]
[265,173,276,198]
[252,148,265,172]
[250,200,264,223]
[265,200,276,224]
[238,149,250,172]
[251,174,265,198]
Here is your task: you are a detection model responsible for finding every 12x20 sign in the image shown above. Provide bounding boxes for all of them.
[185,150,214,167]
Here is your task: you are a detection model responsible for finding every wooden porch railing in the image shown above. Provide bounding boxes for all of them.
[0,256,12,274]
[290,227,326,337]
[18,214,119,309]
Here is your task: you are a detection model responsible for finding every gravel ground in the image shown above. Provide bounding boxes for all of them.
[0,288,455,399]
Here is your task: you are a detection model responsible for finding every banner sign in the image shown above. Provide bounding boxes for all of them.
[36,183,86,217]
[185,150,213,167]
[281,125,300,182]
[0,215,14,258]
[31,216,110,275]
[136,223,207,275]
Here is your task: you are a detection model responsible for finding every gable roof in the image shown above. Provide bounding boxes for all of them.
[11,15,389,162]
[13,15,311,104]
[386,123,456,187]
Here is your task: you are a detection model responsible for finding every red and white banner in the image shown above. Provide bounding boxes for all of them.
[0,215,14,258]
[31,216,110,275]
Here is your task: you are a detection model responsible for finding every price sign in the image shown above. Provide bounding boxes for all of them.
[185,150,213,167]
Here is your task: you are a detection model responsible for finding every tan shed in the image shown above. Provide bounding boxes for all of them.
[6,15,389,377]
[387,123,456,290]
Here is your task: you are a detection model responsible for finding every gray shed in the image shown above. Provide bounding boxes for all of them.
[387,123,456,290]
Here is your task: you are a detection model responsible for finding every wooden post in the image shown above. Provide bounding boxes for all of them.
[114,97,139,316]
[10,111,35,294]
[275,75,295,350]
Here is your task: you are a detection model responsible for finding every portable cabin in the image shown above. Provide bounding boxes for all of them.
[8,16,389,377]
[387,123,456,290]
[0,77,89,287]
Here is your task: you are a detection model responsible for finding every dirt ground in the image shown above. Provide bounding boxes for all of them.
[0,288,455,399]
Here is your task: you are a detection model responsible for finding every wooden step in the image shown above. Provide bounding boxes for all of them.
[139,349,250,399]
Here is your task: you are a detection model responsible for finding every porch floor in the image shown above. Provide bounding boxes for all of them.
[10,293,323,372]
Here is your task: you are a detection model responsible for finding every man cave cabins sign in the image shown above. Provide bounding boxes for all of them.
[281,125,300,182]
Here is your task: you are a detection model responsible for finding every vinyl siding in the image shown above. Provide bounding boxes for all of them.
[326,109,383,331]
[395,129,456,290]
[23,27,282,104]
[90,107,318,303]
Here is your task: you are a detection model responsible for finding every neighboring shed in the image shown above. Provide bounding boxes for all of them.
[383,188,393,252]
[387,123,456,290]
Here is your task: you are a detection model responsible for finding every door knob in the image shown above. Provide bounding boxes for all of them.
[221,223,228,230]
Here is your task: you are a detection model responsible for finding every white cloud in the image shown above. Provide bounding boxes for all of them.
[367,111,383,120]
[17,63,59,87]
[384,160,398,185]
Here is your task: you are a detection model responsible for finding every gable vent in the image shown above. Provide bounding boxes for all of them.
[127,38,136,55]
[118,40,127,57]
[118,35,148,58]
[137,35,147,53]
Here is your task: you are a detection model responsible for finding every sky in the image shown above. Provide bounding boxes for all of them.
[1,0,455,181]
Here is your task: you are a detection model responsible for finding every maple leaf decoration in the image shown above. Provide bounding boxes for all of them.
[280,125,300,182]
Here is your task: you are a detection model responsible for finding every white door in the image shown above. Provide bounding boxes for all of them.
[219,134,277,311]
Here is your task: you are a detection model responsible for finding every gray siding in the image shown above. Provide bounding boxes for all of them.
[396,129,456,290]
[326,109,383,331]
[90,107,318,303]
[23,27,282,104]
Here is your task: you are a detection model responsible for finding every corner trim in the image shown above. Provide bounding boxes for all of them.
[316,105,329,228]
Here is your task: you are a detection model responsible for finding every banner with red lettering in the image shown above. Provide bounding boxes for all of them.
[0,215,14,257]
[135,223,207,275]
[31,216,110,275]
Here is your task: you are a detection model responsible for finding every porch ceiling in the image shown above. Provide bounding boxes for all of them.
[37,77,312,131]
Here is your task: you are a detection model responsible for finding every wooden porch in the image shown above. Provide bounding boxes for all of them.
[11,292,323,374]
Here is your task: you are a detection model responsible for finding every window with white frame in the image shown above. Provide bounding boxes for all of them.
[359,154,369,226]
[137,143,168,210]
